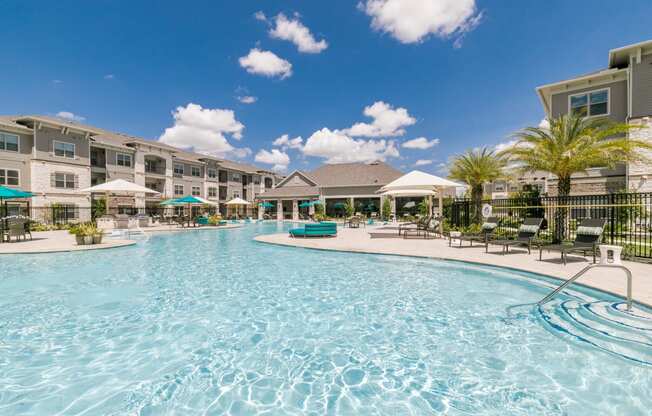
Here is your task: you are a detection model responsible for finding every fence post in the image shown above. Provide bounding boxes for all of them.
[609,193,615,245]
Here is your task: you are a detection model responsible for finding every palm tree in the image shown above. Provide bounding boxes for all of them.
[500,114,652,241]
[448,147,506,223]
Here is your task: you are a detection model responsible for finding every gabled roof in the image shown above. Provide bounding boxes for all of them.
[274,170,319,187]
[308,161,402,187]
[609,39,652,68]
[256,185,320,199]
[0,116,33,133]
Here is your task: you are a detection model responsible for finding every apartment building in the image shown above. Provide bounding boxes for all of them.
[536,39,652,195]
[0,115,279,220]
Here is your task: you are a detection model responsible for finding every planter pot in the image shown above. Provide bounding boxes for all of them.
[93,234,103,245]
[75,235,85,245]
[83,236,94,245]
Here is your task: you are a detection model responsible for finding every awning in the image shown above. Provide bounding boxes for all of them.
[378,170,463,193]
[380,189,436,197]
[0,186,33,200]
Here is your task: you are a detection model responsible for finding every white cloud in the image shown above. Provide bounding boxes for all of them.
[158,103,248,158]
[104,74,115,80]
[55,111,85,122]
[402,137,439,149]
[414,159,433,166]
[302,128,399,163]
[360,0,482,45]
[239,48,292,79]
[237,96,257,104]
[343,101,416,137]
[255,148,290,172]
[269,13,328,53]
[538,118,550,129]
[52,79,63,85]
[273,134,304,150]
[254,11,267,21]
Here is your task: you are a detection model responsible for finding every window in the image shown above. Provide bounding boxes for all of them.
[219,186,228,200]
[0,132,19,152]
[192,186,201,196]
[116,153,132,167]
[54,141,75,158]
[0,169,19,186]
[174,184,184,195]
[218,170,228,182]
[232,173,241,182]
[242,175,248,186]
[570,89,609,117]
[208,168,217,179]
[191,166,201,177]
[53,172,77,189]
[232,191,240,198]
[53,204,78,220]
[264,178,273,188]
[208,187,217,198]
[174,163,184,176]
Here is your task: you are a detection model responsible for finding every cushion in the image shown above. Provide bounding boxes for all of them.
[481,222,498,231]
[519,224,540,233]
[576,226,603,236]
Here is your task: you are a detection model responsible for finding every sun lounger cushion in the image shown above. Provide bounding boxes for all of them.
[289,222,337,237]
[481,222,498,231]
[576,226,604,236]
[519,224,540,233]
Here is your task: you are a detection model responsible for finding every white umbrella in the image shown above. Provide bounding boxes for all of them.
[226,197,251,218]
[80,179,160,195]
[379,171,464,233]
[193,196,219,206]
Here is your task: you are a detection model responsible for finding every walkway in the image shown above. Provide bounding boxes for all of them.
[255,226,652,307]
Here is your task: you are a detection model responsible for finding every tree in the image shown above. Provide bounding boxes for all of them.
[500,114,652,241]
[448,147,506,223]
[381,198,392,221]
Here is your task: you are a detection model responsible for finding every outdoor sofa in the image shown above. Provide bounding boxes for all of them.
[289,222,337,238]
[539,218,607,265]
[486,217,543,254]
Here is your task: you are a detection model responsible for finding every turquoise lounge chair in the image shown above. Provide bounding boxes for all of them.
[289,222,337,238]
[195,216,209,226]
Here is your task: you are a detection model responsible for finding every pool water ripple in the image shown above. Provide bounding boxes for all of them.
[0,223,651,415]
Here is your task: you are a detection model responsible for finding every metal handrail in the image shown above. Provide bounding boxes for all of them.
[537,264,633,311]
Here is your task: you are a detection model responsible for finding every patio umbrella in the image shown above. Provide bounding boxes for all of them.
[403,201,416,209]
[298,201,312,208]
[333,202,346,209]
[160,198,184,206]
[259,202,274,208]
[226,197,251,218]
[0,186,33,218]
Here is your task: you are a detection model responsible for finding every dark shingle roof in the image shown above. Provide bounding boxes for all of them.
[256,186,320,199]
[308,161,402,187]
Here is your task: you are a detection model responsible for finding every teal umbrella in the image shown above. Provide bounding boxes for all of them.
[160,198,184,206]
[259,201,274,208]
[333,202,346,209]
[174,195,204,204]
[0,186,33,200]
[311,200,323,205]
[298,201,312,208]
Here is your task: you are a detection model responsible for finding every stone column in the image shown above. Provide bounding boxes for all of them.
[292,199,299,221]
[628,117,652,192]
[258,202,264,220]
[133,150,146,209]
[391,197,396,222]
[277,199,283,221]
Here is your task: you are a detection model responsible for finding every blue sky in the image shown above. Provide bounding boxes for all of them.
[2,1,651,174]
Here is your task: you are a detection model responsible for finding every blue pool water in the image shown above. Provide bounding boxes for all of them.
[1,222,651,415]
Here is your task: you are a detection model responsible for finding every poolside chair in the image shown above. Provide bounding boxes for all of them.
[7,218,30,242]
[403,217,441,239]
[114,215,130,229]
[539,218,607,265]
[399,215,431,237]
[450,217,499,247]
[487,218,543,254]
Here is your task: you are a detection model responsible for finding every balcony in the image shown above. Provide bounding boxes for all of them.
[144,156,167,177]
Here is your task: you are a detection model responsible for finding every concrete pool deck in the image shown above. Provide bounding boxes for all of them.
[255,226,652,307]
[0,223,243,254]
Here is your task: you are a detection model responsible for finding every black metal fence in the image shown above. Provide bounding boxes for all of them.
[448,192,652,259]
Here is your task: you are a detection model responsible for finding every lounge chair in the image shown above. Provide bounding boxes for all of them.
[195,216,210,226]
[539,218,607,265]
[289,222,337,238]
[450,217,499,247]
[114,215,130,229]
[403,217,441,239]
[486,217,543,254]
[399,215,431,237]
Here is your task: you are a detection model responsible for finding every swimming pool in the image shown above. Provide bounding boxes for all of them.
[1,222,650,415]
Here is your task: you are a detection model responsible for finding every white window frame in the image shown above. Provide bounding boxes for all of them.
[191,186,201,196]
[208,168,217,179]
[208,187,217,198]
[191,166,201,177]
[568,88,610,119]
[174,163,184,176]
[53,140,76,159]
[54,172,77,189]
[0,168,20,186]
[116,152,133,168]
[174,184,184,196]
[0,132,20,153]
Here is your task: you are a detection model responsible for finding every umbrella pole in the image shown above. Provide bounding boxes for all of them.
[438,190,444,235]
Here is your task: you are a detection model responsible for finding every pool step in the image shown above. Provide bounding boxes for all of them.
[538,300,652,365]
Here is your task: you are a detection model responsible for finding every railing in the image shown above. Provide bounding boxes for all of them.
[448,192,652,259]
[537,264,633,311]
